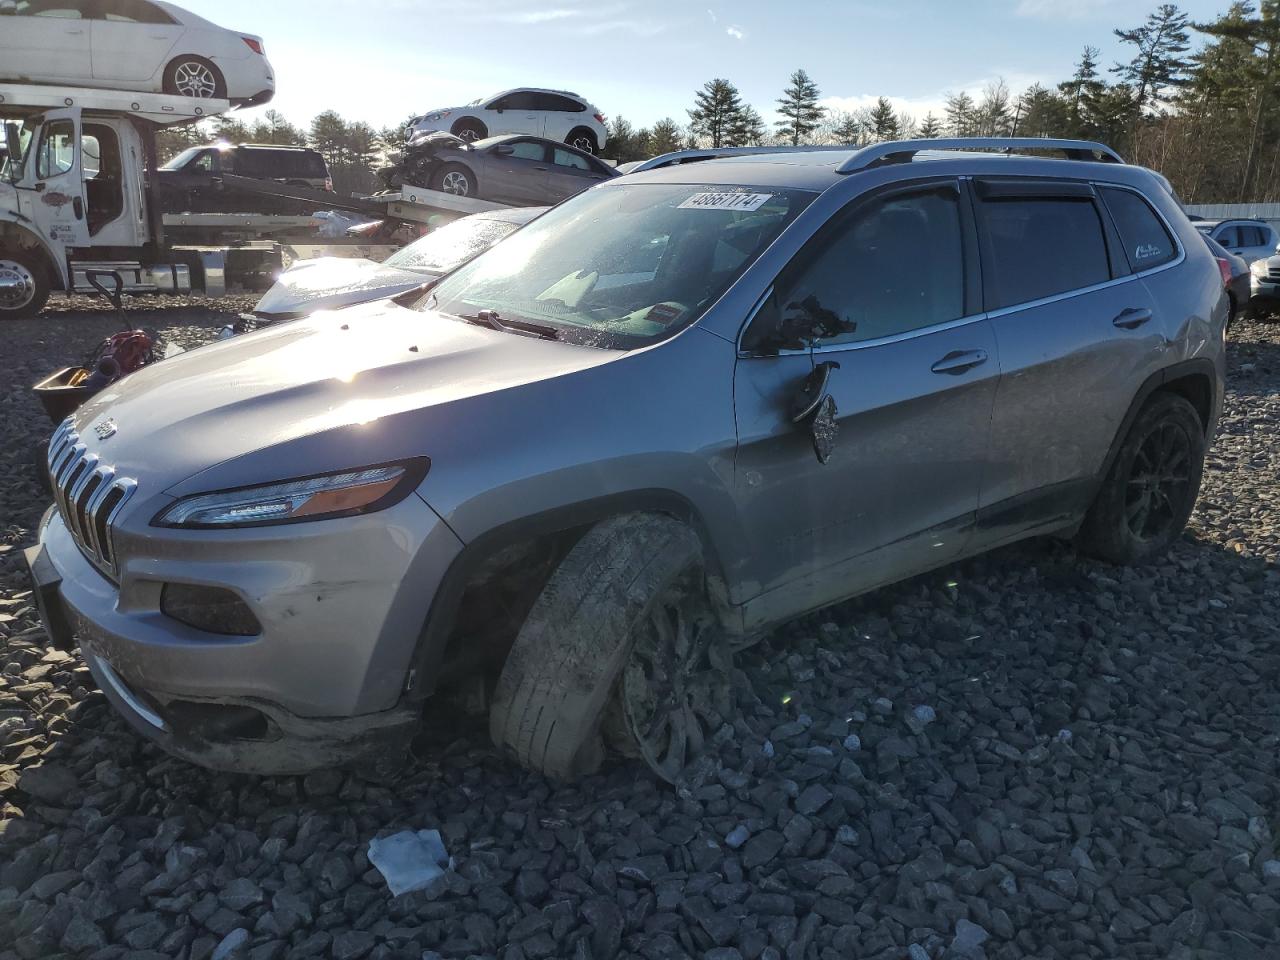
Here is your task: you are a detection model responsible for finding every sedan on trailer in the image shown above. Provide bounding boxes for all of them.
[0,0,274,105]
[395,133,617,206]
[247,207,547,325]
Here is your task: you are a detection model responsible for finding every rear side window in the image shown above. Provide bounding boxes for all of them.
[1216,225,1239,247]
[979,196,1111,309]
[1100,187,1177,271]
[748,185,966,349]
[552,148,591,171]
[537,94,586,112]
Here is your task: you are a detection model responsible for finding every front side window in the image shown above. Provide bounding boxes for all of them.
[507,141,546,162]
[746,185,965,350]
[36,120,75,179]
[1100,186,1177,271]
[979,195,1111,309]
[15,1,85,16]
[552,148,590,171]
[426,183,813,348]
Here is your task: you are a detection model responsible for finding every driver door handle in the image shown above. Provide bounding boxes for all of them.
[931,349,988,375]
[1113,307,1152,329]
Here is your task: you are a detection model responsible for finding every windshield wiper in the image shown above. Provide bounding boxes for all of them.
[462,309,560,341]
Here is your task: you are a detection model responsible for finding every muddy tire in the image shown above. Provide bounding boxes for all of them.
[489,514,702,779]
[1078,392,1206,565]
[0,248,50,320]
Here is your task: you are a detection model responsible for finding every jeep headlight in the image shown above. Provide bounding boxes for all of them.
[154,460,428,529]
[1251,258,1270,278]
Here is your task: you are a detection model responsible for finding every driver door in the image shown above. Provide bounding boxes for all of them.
[28,110,90,249]
[733,179,999,621]
[487,92,545,137]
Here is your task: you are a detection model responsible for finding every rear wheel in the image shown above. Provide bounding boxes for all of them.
[489,515,709,780]
[163,56,226,99]
[451,119,487,143]
[1078,392,1206,564]
[432,163,476,197]
[567,128,598,155]
[0,249,50,320]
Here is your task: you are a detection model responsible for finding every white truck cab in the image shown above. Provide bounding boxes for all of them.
[1,83,228,318]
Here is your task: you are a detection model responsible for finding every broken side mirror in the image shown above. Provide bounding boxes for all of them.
[790,361,841,464]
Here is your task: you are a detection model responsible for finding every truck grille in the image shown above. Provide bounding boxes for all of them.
[47,419,137,580]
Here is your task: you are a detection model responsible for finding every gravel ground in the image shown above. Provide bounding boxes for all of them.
[1,303,1278,960]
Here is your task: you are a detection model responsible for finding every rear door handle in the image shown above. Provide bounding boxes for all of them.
[1113,307,1152,329]
[931,349,988,375]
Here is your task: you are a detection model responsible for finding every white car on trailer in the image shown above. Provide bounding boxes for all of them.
[0,0,274,105]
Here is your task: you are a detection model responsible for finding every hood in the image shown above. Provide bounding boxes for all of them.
[253,257,434,318]
[70,300,616,498]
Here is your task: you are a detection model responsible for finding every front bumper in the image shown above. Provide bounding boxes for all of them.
[27,495,463,773]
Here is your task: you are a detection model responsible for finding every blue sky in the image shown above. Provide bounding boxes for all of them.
[185,0,1231,132]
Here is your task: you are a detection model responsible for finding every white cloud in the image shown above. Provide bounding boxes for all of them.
[707,8,717,22]
[726,24,745,40]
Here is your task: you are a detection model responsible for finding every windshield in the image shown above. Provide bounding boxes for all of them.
[384,217,521,273]
[426,183,813,347]
[160,147,204,171]
[1,119,34,181]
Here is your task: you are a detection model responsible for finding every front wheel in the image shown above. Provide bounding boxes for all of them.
[489,514,712,780]
[0,249,50,320]
[431,163,476,197]
[1077,392,1206,564]
[163,56,226,99]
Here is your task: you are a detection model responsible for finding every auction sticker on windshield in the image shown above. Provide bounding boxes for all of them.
[678,192,774,211]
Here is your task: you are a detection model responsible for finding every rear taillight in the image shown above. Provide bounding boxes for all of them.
[1216,257,1232,288]
[593,112,606,125]
[242,37,265,55]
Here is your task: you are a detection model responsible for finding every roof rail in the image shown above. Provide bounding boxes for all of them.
[630,144,855,173]
[837,137,1124,173]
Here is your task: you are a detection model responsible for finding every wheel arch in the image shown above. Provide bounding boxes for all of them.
[449,116,487,138]
[403,489,737,702]
[1097,359,1219,489]
[0,223,64,290]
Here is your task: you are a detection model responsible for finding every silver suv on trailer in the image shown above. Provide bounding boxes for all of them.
[26,138,1226,781]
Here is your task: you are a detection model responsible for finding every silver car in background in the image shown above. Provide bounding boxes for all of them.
[250,206,545,324]
[26,138,1225,782]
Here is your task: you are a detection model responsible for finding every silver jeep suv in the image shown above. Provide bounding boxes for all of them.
[26,138,1226,781]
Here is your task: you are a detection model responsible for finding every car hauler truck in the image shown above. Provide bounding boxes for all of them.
[0,83,507,319]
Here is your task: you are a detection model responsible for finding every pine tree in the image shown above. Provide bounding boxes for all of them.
[917,113,944,138]
[776,68,826,145]
[728,106,767,147]
[1114,4,1194,110]
[309,111,348,169]
[869,97,899,141]
[649,118,684,156]
[830,112,864,144]
[1059,46,1106,134]
[944,91,976,136]
[688,79,746,148]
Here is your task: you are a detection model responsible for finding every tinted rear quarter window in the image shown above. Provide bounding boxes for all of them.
[979,195,1111,309]
[1100,186,1177,271]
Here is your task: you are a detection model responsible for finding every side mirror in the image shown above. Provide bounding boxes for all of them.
[494,144,514,156]
[790,361,841,464]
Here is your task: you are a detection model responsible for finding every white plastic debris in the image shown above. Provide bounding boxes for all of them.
[367,829,449,897]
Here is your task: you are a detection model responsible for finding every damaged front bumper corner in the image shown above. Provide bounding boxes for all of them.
[79,639,417,775]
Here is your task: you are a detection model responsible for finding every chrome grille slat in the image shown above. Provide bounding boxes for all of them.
[44,425,137,580]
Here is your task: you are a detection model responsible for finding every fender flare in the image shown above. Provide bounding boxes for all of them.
[403,489,736,700]
[1096,357,1219,487]
[0,222,64,290]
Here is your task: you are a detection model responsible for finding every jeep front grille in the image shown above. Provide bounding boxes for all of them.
[47,418,137,579]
